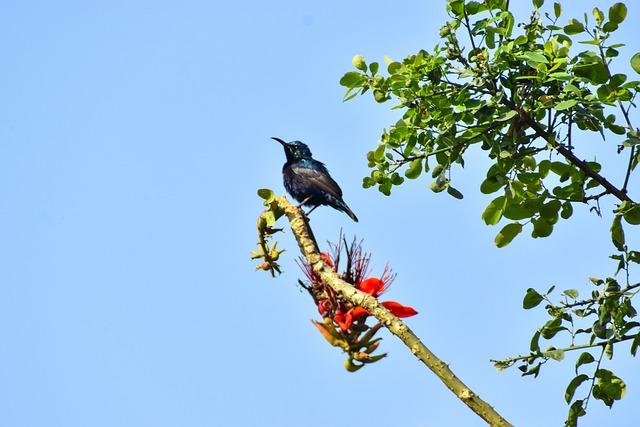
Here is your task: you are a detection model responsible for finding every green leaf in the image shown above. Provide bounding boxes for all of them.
[550,161,569,175]
[586,160,602,173]
[493,361,510,372]
[520,51,549,64]
[523,288,543,309]
[340,72,366,88]
[622,202,640,224]
[561,201,573,219]
[565,374,589,403]
[563,289,579,299]
[387,61,402,74]
[429,180,447,193]
[521,362,541,377]
[593,7,605,25]
[373,90,386,103]
[554,2,562,19]
[540,199,561,220]
[564,20,585,35]
[530,330,541,351]
[611,215,625,250]
[496,110,518,122]
[631,53,640,75]
[608,124,626,135]
[447,186,464,199]
[631,332,640,356]
[257,188,275,202]
[628,250,640,264]
[379,178,392,195]
[605,342,613,359]
[575,352,595,372]
[262,209,276,227]
[573,61,609,84]
[514,35,528,45]
[544,348,565,361]
[541,318,567,339]
[604,277,620,292]
[482,196,505,225]
[605,47,619,58]
[595,369,627,404]
[555,99,578,110]
[495,222,523,248]
[609,2,627,24]
[431,163,444,178]
[566,399,586,427]
[592,319,609,339]
[404,158,423,179]
[480,176,504,194]
[504,199,540,220]
[538,159,551,177]
[532,0,544,9]
[532,217,553,238]
[462,1,480,15]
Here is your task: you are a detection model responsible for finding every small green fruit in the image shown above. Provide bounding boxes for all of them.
[352,55,367,72]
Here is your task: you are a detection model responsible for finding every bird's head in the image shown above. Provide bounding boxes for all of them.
[272,137,313,162]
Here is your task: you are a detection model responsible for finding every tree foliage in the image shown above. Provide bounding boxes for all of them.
[339,0,640,425]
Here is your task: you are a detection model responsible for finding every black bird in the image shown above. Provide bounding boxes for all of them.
[272,137,358,222]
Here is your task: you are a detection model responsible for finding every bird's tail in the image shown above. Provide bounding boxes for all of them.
[337,200,358,222]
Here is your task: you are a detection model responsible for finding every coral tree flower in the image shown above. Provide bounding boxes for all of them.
[356,272,418,320]
[320,252,334,269]
[334,273,418,330]
[359,277,387,297]
[305,245,418,332]
[300,236,419,370]
[380,301,418,318]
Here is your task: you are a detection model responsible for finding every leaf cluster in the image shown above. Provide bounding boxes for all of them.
[340,0,640,246]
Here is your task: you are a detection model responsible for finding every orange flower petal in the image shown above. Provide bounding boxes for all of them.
[382,301,418,318]
[320,252,334,268]
[359,277,385,296]
[351,306,371,319]
[334,312,353,330]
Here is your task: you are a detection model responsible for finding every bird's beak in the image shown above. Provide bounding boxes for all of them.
[271,137,287,146]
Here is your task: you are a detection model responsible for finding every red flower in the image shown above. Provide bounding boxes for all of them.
[334,306,371,331]
[350,306,370,318]
[357,268,418,319]
[334,312,353,330]
[381,301,418,318]
[321,252,334,268]
[356,264,394,295]
[317,300,332,316]
[359,277,386,297]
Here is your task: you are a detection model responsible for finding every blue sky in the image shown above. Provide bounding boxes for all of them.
[1,1,639,426]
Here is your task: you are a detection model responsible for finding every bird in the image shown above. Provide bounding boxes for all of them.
[272,137,358,222]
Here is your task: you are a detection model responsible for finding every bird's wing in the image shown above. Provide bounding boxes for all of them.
[290,164,343,198]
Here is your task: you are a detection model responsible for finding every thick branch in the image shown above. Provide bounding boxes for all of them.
[280,196,514,427]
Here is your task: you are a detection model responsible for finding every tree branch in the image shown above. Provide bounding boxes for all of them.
[501,97,634,203]
[279,196,514,427]
[490,333,638,365]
